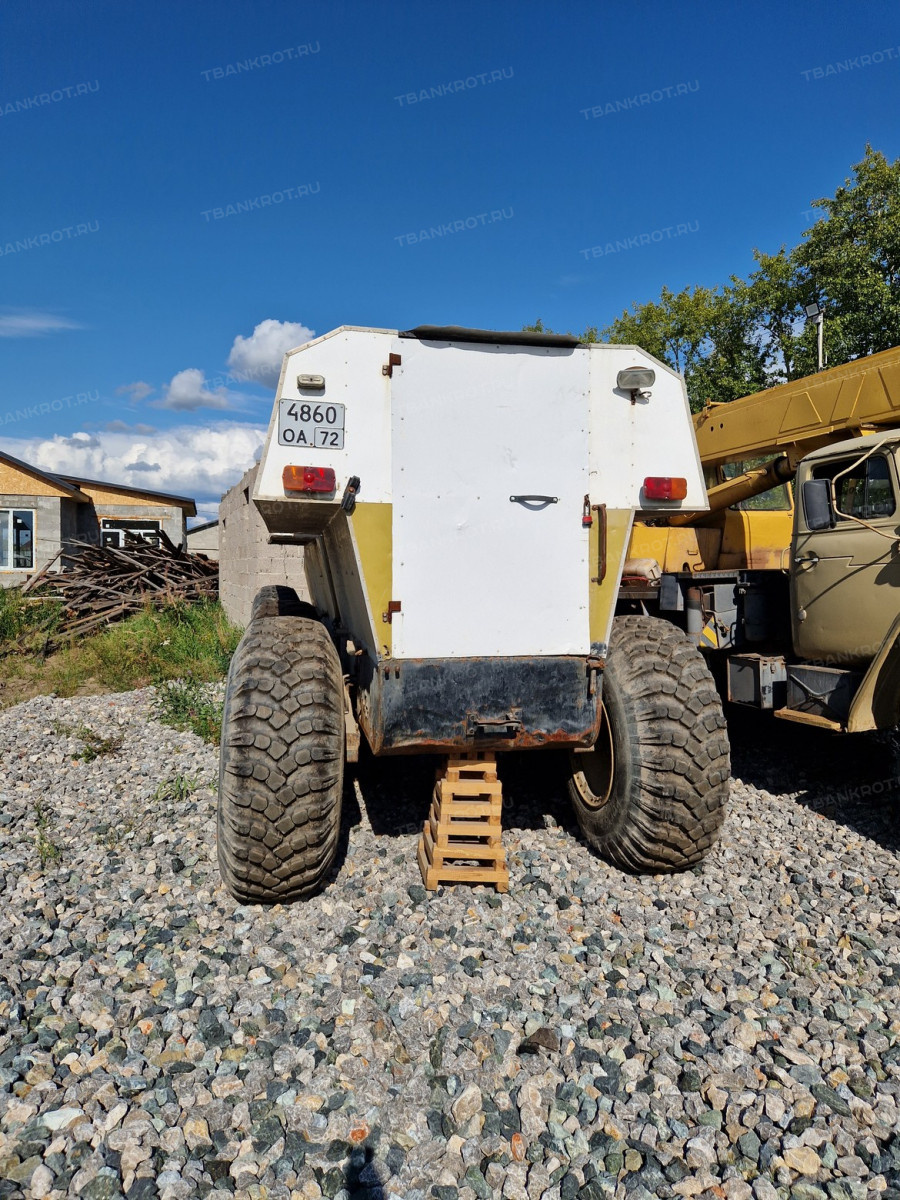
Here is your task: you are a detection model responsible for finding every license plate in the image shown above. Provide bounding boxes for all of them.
[278,400,345,449]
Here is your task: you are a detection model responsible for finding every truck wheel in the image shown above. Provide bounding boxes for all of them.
[568,614,729,872]
[250,584,319,621]
[218,615,345,903]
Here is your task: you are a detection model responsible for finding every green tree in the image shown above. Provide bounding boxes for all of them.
[742,248,809,383]
[794,145,900,371]
[601,284,767,411]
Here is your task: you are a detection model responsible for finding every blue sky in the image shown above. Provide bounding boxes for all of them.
[2,0,899,520]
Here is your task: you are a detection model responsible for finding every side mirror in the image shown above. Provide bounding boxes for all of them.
[802,478,835,531]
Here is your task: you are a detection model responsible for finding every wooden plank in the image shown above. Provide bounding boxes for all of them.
[424,819,505,862]
[436,778,502,799]
[444,765,499,783]
[432,797,501,820]
[422,821,436,863]
[20,549,63,594]
[773,707,843,732]
[424,862,509,889]
[430,837,506,866]
[448,752,496,765]
[430,813,501,845]
[417,835,438,889]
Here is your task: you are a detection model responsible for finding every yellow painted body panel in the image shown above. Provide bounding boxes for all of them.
[589,508,632,647]
[630,507,794,573]
[350,502,393,658]
[628,523,723,574]
[718,509,794,570]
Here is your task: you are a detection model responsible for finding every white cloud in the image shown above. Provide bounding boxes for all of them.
[116,381,155,403]
[227,319,315,389]
[0,311,83,338]
[156,367,235,412]
[0,422,266,507]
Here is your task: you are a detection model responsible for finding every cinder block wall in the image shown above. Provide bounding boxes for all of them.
[219,464,309,628]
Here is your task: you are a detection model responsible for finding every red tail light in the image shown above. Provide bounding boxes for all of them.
[283,465,336,494]
[643,476,688,501]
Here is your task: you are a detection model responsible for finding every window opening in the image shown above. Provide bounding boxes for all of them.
[0,509,35,569]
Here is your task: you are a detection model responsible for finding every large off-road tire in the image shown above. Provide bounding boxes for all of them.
[250,585,319,622]
[568,614,730,872]
[218,615,345,903]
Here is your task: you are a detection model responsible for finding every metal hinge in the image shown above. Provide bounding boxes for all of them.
[382,353,402,377]
[382,599,402,623]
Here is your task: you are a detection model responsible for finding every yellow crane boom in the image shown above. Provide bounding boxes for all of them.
[693,344,900,469]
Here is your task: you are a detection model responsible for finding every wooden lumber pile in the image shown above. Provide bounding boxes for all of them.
[18,537,219,645]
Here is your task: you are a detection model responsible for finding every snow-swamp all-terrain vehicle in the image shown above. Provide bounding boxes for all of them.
[217,326,730,903]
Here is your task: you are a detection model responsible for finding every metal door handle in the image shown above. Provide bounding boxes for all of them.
[796,553,819,568]
[509,495,558,504]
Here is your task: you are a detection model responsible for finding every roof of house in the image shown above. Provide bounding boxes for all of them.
[58,474,197,514]
[0,449,198,514]
[186,519,219,534]
[0,449,88,502]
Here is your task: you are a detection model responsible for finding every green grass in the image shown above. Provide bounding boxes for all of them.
[0,595,241,707]
[0,586,61,647]
[82,598,241,691]
[153,773,202,803]
[153,675,226,744]
[52,720,123,760]
[33,799,61,868]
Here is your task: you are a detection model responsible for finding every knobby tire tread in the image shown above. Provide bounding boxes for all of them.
[570,614,730,872]
[217,615,344,902]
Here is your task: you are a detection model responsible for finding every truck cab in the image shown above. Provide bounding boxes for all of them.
[792,430,900,666]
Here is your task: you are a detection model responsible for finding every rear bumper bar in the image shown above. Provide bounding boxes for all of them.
[356,655,602,755]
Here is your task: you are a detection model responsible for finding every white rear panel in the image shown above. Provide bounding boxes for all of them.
[588,346,706,509]
[390,338,590,658]
[255,327,394,509]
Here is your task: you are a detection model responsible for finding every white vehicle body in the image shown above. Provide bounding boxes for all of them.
[253,326,706,753]
[256,327,704,650]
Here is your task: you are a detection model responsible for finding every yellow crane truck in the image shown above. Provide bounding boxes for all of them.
[609,344,900,742]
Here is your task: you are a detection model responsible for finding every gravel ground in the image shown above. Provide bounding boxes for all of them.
[0,690,898,1200]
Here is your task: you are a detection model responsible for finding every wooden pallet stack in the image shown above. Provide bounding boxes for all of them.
[417,752,508,892]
